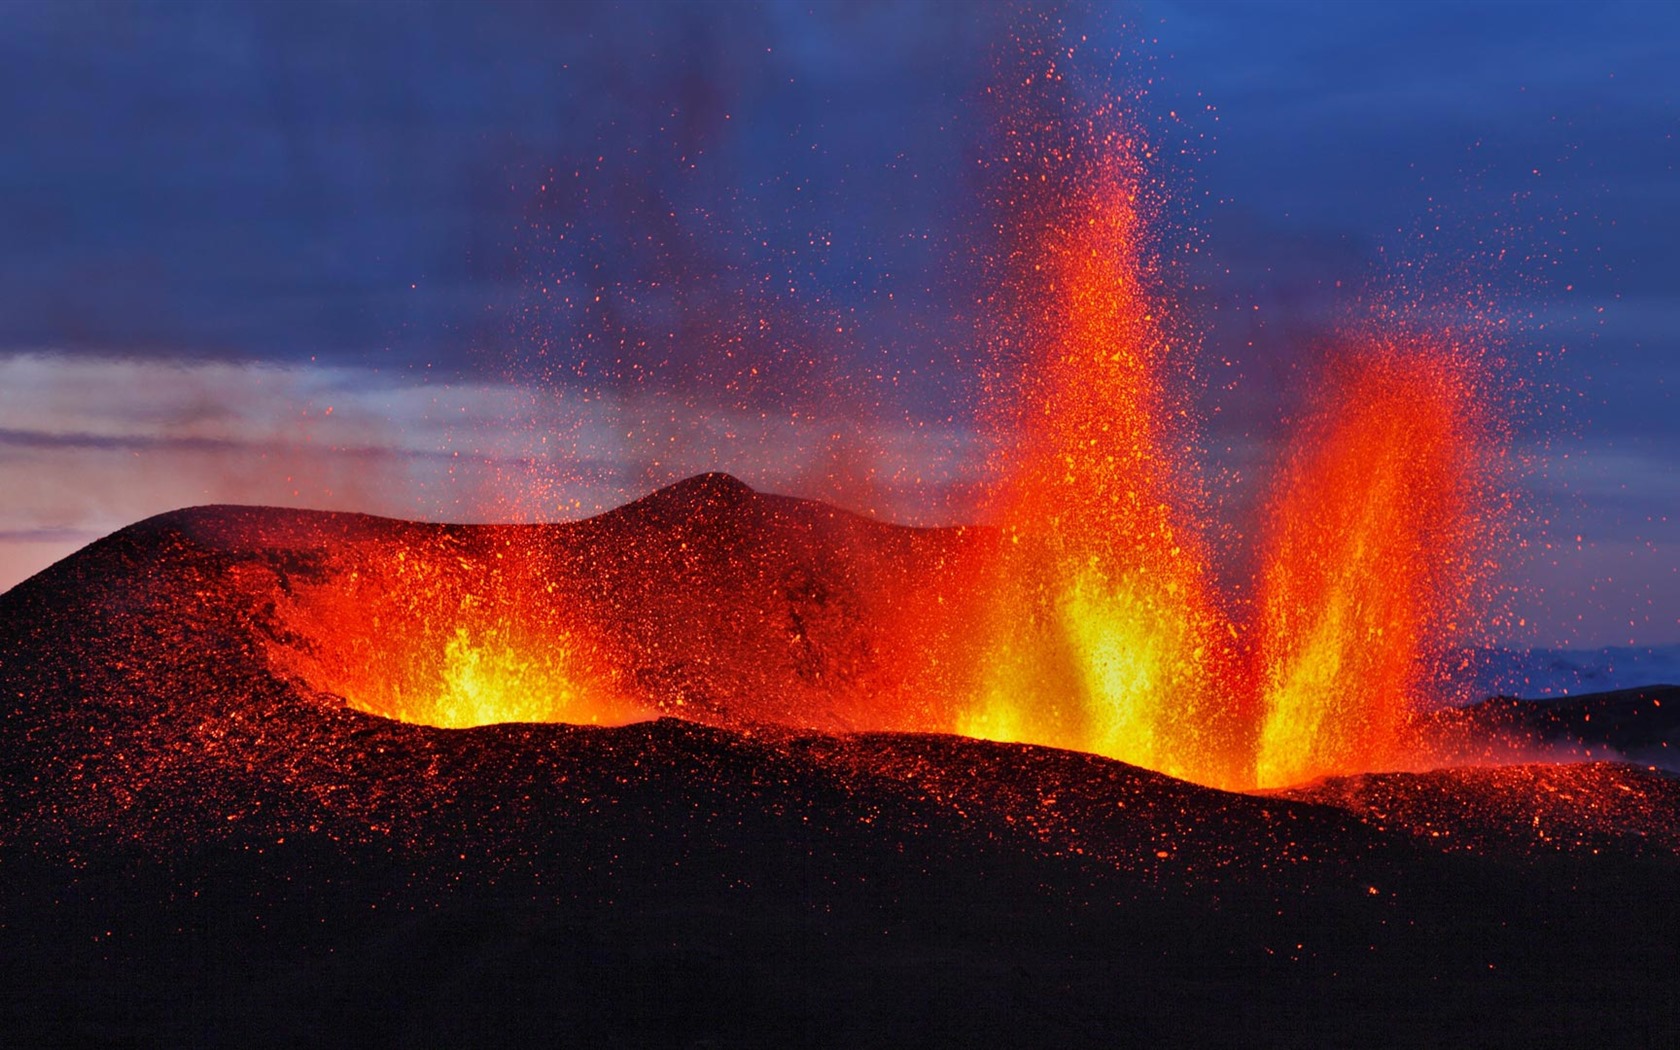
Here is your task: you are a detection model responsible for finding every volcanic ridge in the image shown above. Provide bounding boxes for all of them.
[1,476,1676,1047]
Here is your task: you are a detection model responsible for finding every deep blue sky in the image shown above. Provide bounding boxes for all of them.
[1,0,1674,646]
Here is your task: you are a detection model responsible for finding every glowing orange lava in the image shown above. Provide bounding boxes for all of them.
[927,100,1500,790]
[261,528,649,729]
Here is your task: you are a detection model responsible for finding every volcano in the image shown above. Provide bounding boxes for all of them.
[1,475,1676,1047]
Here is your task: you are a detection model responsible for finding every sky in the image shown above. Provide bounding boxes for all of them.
[0,0,1674,649]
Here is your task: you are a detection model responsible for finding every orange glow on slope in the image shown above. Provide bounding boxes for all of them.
[261,531,649,729]
[1253,345,1493,787]
[950,125,1250,790]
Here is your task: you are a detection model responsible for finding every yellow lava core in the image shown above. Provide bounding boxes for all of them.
[397,623,598,729]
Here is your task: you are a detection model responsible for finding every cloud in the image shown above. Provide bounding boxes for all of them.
[0,351,988,593]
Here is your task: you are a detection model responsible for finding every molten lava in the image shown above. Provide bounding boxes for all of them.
[920,106,1500,790]
[263,529,649,729]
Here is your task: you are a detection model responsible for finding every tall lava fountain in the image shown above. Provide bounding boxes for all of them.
[949,108,1250,789]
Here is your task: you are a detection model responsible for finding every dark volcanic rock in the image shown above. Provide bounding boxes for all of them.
[1278,762,1680,856]
[1,477,1677,1048]
[1429,685,1680,768]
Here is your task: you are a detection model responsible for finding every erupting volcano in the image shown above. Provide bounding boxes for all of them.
[2,37,1676,1050]
[218,107,1504,797]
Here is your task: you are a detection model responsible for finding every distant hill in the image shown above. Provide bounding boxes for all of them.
[1426,684,1680,770]
[1460,643,1680,698]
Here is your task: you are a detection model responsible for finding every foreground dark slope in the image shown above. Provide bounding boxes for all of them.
[1,476,1677,1047]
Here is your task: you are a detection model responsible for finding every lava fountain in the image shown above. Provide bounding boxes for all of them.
[261,527,649,729]
[1253,342,1496,788]
[948,122,1249,790]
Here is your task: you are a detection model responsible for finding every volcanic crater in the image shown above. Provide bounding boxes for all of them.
[1,475,1676,1047]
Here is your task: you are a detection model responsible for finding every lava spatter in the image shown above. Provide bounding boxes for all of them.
[258,525,650,729]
